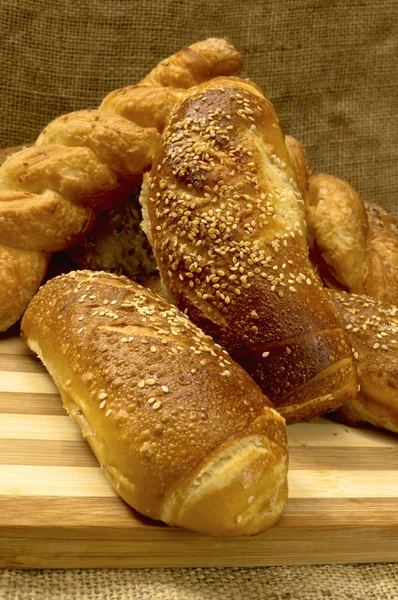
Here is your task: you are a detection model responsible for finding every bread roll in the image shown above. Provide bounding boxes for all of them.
[21,270,288,537]
[141,77,358,424]
[328,289,398,434]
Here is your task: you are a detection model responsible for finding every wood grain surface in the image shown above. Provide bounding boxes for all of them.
[0,334,397,569]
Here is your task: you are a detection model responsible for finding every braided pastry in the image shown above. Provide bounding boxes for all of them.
[284,136,398,304]
[285,135,398,433]
[0,38,242,332]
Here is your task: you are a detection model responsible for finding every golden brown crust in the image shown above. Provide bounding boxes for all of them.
[99,87,186,132]
[21,270,288,536]
[100,39,242,131]
[306,173,369,290]
[143,77,357,423]
[306,173,398,304]
[0,246,50,332]
[284,135,312,205]
[1,38,242,332]
[139,38,243,88]
[328,289,398,434]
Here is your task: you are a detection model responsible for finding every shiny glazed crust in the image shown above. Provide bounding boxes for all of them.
[328,289,398,434]
[306,173,398,304]
[142,77,358,423]
[0,38,242,332]
[21,270,288,537]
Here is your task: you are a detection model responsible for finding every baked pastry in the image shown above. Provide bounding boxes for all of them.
[21,270,288,537]
[0,115,159,332]
[100,38,243,131]
[328,289,398,434]
[67,38,243,279]
[305,172,398,304]
[67,188,158,280]
[0,38,243,332]
[141,76,358,424]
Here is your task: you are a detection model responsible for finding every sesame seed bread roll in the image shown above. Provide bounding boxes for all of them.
[328,290,398,434]
[21,270,288,537]
[141,77,358,424]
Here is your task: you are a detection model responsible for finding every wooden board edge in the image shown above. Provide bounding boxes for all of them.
[1,524,398,568]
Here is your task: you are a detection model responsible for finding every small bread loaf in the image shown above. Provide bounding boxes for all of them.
[21,270,288,537]
[141,77,358,423]
[328,289,398,434]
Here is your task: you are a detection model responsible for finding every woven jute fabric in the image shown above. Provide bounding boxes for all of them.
[1,564,398,600]
[1,0,398,214]
[1,1,398,598]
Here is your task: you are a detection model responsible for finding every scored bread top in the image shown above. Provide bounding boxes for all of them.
[21,270,287,531]
[143,76,357,421]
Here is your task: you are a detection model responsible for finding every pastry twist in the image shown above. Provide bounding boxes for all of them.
[285,135,398,303]
[0,38,242,332]
[285,135,398,433]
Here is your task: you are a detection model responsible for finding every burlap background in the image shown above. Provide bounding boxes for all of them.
[1,0,398,598]
[1,564,398,600]
[1,0,398,214]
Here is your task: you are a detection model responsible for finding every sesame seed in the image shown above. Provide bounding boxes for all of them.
[98,392,108,400]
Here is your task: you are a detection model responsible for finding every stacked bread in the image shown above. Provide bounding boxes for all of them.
[2,38,397,537]
[285,134,398,433]
[0,38,242,333]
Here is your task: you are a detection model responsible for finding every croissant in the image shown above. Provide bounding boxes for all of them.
[21,270,288,536]
[0,38,242,332]
[141,77,358,423]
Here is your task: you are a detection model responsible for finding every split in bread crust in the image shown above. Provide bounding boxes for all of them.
[21,270,288,537]
[142,77,358,423]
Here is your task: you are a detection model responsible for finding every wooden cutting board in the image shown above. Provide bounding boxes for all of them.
[0,333,397,569]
